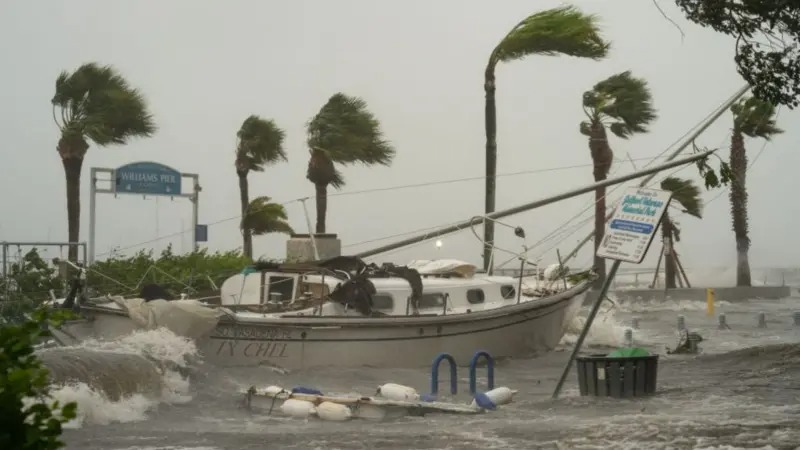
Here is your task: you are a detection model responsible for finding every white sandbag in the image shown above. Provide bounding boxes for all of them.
[376,383,420,402]
[315,401,352,421]
[258,385,284,397]
[470,387,517,408]
[280,399,316,418]
[351,403,386,420]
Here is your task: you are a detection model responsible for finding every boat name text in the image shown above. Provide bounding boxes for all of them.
[215,340,290,358]
[213,326,292,340]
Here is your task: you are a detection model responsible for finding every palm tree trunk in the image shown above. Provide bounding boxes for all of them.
[589,123,613,288]
[729,131,751,286]
[662,214,677,289]
[62,157,83,262]
[237,170,252,260]
[315,183,328,234]
[483,62,498,272]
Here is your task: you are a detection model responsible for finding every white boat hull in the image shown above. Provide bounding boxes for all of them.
[52,282,589,369]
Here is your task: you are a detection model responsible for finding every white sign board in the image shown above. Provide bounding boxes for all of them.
[596,187,673,264]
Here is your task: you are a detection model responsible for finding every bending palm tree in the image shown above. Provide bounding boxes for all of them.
[240,197,294,254]
[729,96,783,286]
[235,116,287,259]
[659,177,702,289]
[580,71,656,287]
[483,5,609,271]
[306,93,395,233]
[51,63,156,261]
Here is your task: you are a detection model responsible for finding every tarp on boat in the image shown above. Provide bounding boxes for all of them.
[406,259,477,278]
[112,297,225,339]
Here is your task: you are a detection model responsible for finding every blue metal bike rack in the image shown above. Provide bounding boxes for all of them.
[430,352,458,396]
[468,350,495,394]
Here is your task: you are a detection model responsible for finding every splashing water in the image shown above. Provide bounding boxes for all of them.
[36,328,198,428]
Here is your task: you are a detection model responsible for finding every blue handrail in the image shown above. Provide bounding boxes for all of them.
[430,352,458,396]
[468,350,495,394]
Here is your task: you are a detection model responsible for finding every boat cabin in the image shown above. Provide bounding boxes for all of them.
[218,258,537,317]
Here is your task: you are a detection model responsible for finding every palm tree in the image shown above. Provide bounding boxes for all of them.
[483,5,609,271]
[51,63,156,261]
[728,96,783,286]
[240,197,294,251]
[659,177,702,289]
[235,116,287,259]
[580,71,657,287]
[306,93,395,233]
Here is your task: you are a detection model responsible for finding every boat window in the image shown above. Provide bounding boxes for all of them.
[466,289,485,304]
[500,285,516,300]
[371,293,394,311]
[418,293,445,309]
[267,275,295,303]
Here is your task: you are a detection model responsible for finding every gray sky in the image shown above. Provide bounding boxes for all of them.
[1,0,798,274]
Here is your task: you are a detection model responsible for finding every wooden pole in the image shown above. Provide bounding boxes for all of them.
[650,244,664,288]
[674,250,692,288]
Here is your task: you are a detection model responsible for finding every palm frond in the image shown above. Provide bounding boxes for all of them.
[494,5,609,64]
[236,115,287,172]
[583,70,657,139]
[731,96,784,139]
[52,63,156,146]
[307,149,345,188]
[241,196,295,236]
[306,93,395,167]
[660,176,703,219]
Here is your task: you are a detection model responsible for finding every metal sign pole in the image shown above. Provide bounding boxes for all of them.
[299,198,320,260]
[88,168,97,265]
[192,175,200,252]
[551,259,621,399]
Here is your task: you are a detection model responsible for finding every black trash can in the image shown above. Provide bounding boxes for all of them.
[575,354,659,398]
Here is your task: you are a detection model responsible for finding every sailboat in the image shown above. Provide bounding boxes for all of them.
[49,149,714,370]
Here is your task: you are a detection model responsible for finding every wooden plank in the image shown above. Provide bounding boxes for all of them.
[587,361,597,396]
[577,360,587,395]
[596,362,608,397]
[623,361,635,398]
[635,360,647,395]
[608,362,621,398]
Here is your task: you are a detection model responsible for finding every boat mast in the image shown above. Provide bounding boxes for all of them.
[558,84,751,264]
[355,149,717,259]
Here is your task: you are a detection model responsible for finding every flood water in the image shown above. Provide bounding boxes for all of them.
[50,289,800,450]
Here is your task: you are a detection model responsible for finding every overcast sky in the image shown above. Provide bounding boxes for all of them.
[1,0,798,278]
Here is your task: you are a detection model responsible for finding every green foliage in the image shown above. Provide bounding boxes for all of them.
[674,1,800,108]
[241,196,294,236]
[660,177,703,219]
[492,5,609,65]
[1,250,64,324]
[580,71,658,139]
[52,63,156,147]
[695,153,733,190]
[0,308,78,450]
[86,245,254,298]
[730,96,784,139]
[235,115,287,173]
[306,92,395,188]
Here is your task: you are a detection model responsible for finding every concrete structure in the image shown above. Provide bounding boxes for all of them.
[585,285,792,304]
[285,234,341,262]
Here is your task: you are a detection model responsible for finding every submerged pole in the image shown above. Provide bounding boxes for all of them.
[356,150,716,259]
[552,259,621,399]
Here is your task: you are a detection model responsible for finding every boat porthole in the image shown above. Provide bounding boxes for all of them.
[436,325,442,335]
[301,331,307,339]
[418,328,424,335]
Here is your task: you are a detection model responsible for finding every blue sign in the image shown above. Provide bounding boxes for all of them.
[115,161,182,196]
[195,224,208,242]
[609,219,654,235]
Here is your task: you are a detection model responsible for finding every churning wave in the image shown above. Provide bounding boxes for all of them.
[35,328,198,428]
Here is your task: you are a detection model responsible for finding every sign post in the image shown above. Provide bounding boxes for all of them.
[552,187,672,399]
[88,161,203,265]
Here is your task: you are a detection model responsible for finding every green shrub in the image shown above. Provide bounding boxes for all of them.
[0,308,78,450]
